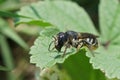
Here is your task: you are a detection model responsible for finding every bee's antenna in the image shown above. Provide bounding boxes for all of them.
[48,36,57,51]
[48,41,54,51]
[52,36,57,40]
[95,35,99,38]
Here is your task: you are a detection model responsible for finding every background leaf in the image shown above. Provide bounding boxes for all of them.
[0,66,9,71]
[17,1,98,34]
[0,11,31,18]
[63,52,106,80]
[86,45,120,79]
[0,34,15,80]
[99,0,119,42]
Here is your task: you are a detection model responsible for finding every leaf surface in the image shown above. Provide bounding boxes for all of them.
[99,0,120,42]
[86,45,120,79]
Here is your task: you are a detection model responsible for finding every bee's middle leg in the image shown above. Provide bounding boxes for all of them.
[62,41,70,57]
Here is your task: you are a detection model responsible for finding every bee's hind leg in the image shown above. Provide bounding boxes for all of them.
[62,46,68,57]
[76,42,83,52]
[86,45,95,57]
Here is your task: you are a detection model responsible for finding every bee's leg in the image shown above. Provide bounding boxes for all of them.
[76,42,83,52]
[81,40,95,57]
[62,41,70,57]
[48,41,54,51]
[62,46,68,57]
[51,46,55,51]
[86,45,95,57]
[48,36,58,52]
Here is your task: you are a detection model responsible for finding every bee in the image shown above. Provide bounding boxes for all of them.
[48,31,99,57]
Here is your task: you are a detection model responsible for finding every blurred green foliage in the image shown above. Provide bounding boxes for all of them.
[1,0,120,80]
[0,1,32,80]
[0,17,28,80]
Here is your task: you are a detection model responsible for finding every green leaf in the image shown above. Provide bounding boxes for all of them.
[0,11,31,18]
[0,18,28,50]
[16,18,52,27]
[99,0,120,42]
[110,5,120,44]
[0,34,15,80]
[17,1,98,34]
[76,0,120,79]
[0,65,10,71]
[63,52,106,80]
[16,5,52,27]
[40,27,60,37]
[86,45,120,79]
[0,0,27,11]
[86,0,120,79]
[0,34,14,70]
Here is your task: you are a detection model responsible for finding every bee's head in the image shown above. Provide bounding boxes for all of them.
[48,32,67,52]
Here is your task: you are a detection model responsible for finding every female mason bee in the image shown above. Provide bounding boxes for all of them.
[48,31,99,56]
